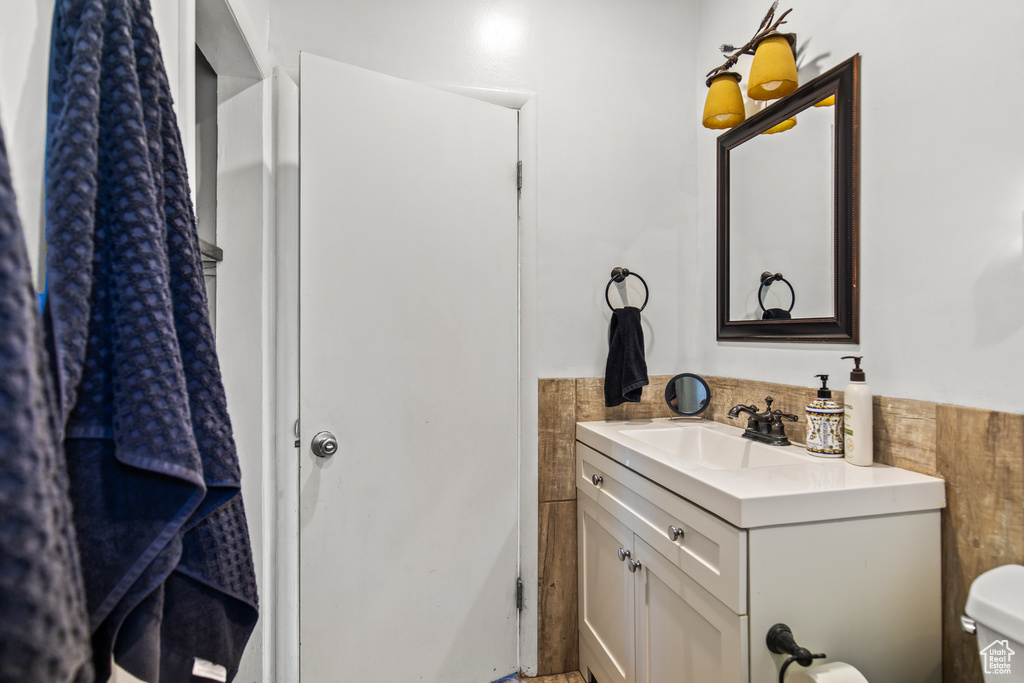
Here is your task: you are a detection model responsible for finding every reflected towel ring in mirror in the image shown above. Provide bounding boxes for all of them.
[664,373,711,418]
[605,267,649,311]
[758,271,794,320]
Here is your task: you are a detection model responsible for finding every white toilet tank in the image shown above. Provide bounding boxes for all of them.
[964,564,1024,682]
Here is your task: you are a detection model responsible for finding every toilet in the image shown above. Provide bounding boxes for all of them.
[963,564,1024,682]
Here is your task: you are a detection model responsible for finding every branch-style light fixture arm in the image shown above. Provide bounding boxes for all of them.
[701,1,799,129]
[705,4,793,80]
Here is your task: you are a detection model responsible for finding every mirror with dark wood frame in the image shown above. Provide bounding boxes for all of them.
[716,54,859,343]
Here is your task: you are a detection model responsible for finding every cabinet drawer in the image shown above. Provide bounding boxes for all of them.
[578,441,747,614]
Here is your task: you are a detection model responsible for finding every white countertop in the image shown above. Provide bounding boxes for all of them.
[576,418,946,528]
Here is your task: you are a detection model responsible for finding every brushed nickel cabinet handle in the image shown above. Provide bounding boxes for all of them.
[668,525,685,541]
[592,474,604,487]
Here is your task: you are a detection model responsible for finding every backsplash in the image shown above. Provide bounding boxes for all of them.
[537,375,1024,682]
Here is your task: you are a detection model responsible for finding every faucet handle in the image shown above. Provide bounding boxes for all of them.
[764,396,774,411]
[768,410,799,437]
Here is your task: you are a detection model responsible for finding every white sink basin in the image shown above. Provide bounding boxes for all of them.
[576,418,946,528]
[617,425,812,470]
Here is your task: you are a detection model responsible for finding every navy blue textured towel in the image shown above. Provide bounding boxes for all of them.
[604,306,649,407]
[0,109,93,683]
[45,0,258,680]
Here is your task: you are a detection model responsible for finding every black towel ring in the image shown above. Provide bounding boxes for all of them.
[758,271,794,313]
[605,267,649,311]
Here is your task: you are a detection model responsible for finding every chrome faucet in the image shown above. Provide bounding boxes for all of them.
[727,396,798,446]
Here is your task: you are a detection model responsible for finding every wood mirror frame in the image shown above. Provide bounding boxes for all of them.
[716,54,859,343]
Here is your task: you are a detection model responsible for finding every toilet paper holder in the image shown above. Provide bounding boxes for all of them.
[767,623,827,682]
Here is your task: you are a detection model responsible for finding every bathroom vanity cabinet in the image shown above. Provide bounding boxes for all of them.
[575,432,943,683]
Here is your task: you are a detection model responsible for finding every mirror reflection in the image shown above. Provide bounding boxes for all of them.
[758,272,794,319]
[665,373,711,417]
[729,100,834,321]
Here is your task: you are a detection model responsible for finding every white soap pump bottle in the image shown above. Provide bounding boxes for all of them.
[841,355,873,466]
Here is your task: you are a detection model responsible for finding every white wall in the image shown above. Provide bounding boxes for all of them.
[694,0,1024,413]
[0,0,191,283]
[0,0,55,286]
[267,0,1024,415]
[267,0,701,380]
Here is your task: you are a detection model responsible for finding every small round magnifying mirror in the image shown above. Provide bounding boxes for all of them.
[665,373,711,417]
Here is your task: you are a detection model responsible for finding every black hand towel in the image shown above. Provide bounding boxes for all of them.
[762,308,792,320]
[604,306,649,407]
[45,1,257,680]
[0,106,93,683]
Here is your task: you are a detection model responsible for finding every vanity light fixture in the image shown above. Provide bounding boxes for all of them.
[746,32,798,101]
[702,1,798,130]
[703,72,745,129]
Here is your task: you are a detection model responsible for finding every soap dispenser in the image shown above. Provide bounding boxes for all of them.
[806,374,844,457]
[841,356,873,467]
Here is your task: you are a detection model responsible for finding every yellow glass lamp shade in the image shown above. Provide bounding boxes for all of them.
[703,72,745,130]
[814,94,835,107]
[762,117,797,135]
[747,33,798,101]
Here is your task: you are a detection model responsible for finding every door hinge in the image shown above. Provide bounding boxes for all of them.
[516,577,523,612]
[516,161,523,191]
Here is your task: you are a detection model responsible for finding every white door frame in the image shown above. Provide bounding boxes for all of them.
[431,81,540,678]
[272,67,301,683]
[174,3,276,681]
[276,70,539,680]
[515,93,540,679]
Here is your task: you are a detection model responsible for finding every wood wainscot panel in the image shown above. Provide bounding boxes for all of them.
[937,405,1024,683]
[873,396,937,475]
[539,379,578,503]
[706,377,939,471]
[574,375,677,423]
[704,376,819,446]
[538,500,579,676]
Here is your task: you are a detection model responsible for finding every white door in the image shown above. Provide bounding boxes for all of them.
[299,53,520,683]
[633,537,748,683]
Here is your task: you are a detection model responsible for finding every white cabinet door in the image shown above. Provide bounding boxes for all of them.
[579,494,636,683]
[633,537,749,683]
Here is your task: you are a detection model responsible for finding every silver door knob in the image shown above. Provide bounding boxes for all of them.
[668,525,685,541]
[592,474,604,487]
[617,548,631,562]
[628,559,642,573]
[311,431,338,458]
